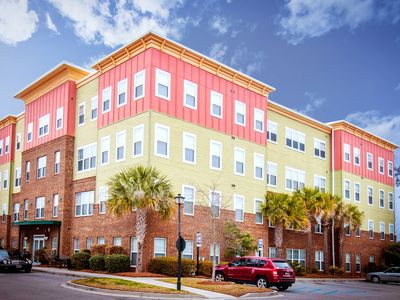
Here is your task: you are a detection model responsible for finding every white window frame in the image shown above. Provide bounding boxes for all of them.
[254,108,264,133]
[13,203,20,222]
[3,170,8,190]
[210,243,220,264]
[15,167,21,188]
[354,182,360,203]
[53,194,59,217]
[344,143,351,163]
[368,186,373,206]
[267,120,277,143]
[344,179,350,200]
[210,190,221,219]
[254,199,263,225]
[4,136,9,154]
[253,153,264,180]
[27,122,33,143]
[285,167,306,191]
[0,139,3,156]
[86,238,92,251]
[314,175,326,193]
[210,90,223,119]
[380,221,385,240]
[101,136,110,166]
[355,254,361,273]
[97,237,105,245]
[183,240,194,259]
[285,127,306,152]
[102,86,112,113]
[99,186,108,215]
[56,107,63,130]
[78,103,85,126]
[315,251,324,271]
[389,224,394,241]
[210,140,222,170]
[15,133,21,151]
[130,237,138,266]
[37,156,47,179]
[91,96,98,120]
[115,130,126,162]
[388,161,393,177]
[113,237,122,246]
[378,157,384,174]
[23,199,28,220]
[182,132,196,165]
[183,79,197,109]
[353,147,360,166]
[313,138,326,160]
[25,161,30,182]
[117,78,128,107]
[234,194,244,222]
[54,151,60,174]
[35,197,45,219]
[388,192,394,211]
[182,185,195,216]
[73,238,80,253]
[234,147,245,176]
[75,191,95,217]
[154,237,167,257]
[368,220,374,239]
[379,189,385,208]
[267,161,277,187]
[234,100,246,126]
[38,114,50,137]
[345,253,351,273]
[77,143,97,172]
[154,124,170,158]
[133,125,144,158]
[367,152,373,170]
[155,68,171,101]
[286,248,306,267]
[134,69,145,100]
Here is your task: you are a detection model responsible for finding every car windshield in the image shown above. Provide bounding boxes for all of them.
[0,249,10,259]
[273,261,291,269]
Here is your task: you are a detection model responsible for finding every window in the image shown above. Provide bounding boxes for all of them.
[380,222,385,240]
[5,136,9,153]
[235,100,246,126]
[25,161,30,182]
[130,237,138,265]
[77,143,96,172]
[154,124,169,158]
[1,204,6,223]
[54,151,60,174]
[210,191,221,218]
[379,190,384,208]
[97,237,105,245]
[23,200,28,220]
[210,141,222,170]
[73,238,80,253]
[314,175,326,193]
[254,153,264,180]
[368,186,373,205]
[116,131,126,161]
[355,227,361,237]
[388,193,394,210]
[53,194,59,217]
[315,251,324,271]
[3,170,8,189]
[37,156,47,178]
[99,186,108,214]
[315,217,323,234]
[388,161,393,177]
[78,103,85,126]
[113,237,122,246]
[285,128,305,152]
[267,162,277,187]
[234,147,245,175]
[0,140,3,155]
[183,132,196,164]
[27,122,33,142]
[344,180,350,200]
[183,80,197,109]
[369,255,375,263]
[268,247,277,258]
[354,182,360,203]
[356,255,361,273]
[13,203,20,222]
[75,191,94,216]
[210,243,220,264]
[254,108,264,132]
[354,147,360,166]
[102,86,112,113]
[154,238,166,257]
[133,125,144,158]
[267,121,277,143]
[368,220,374,239]
[101,136,110,165]
[210,91,223,118]
[344,144,350,162]
[117,78,127,107]
[234,195,244,222]
[35,197,45,219]
[285,167,305,191]
[56,107,63,130]
[15,168,21,188]
[314,139,326,159]
[155,68,171,100]
[389,224,394,241]
[134,70,145,100]
[52,238,57,255]
[255,199,263,224]
[183,185,195,215]
[345,253,351,272]
[16,133,21,151]
[183,240,194,259]
[91,96,98,120]
[38,114,49,137]
[344,223,350,236]
[86,238,92,251]
[378,157,384,174]
[367,152,373,170]
[287,249,306,267]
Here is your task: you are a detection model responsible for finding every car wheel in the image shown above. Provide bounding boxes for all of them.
[277,284,289,291]
[256,276,269,288]
[371,276,381,283]
[215,272,225,282]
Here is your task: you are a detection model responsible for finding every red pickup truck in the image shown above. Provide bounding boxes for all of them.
[215,256,295,291]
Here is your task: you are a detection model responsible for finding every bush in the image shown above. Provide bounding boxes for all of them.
[89,254,106,271]
[105,245,126,255]
[82,249,91,255]
[198,260,213,277]
[328,266,344,277]
[35,248,50,264]
[290,261,306,276]
[91,244,107,255]
[104,254,130,273]
[71,251,91,269]
[147,257,196,276]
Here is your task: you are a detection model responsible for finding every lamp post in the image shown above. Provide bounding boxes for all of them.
[175,193,185,291]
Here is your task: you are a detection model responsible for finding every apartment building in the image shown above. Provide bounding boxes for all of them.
[0,32,397,274]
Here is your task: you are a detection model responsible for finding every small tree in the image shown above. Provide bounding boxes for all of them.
[384,242,400,266]
[223,221,256,260]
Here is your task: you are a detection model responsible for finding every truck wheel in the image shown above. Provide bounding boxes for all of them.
[215,272,225,282]
[256,276,269,288]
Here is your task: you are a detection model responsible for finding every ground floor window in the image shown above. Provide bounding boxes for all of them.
[73,238,80,253]
[86,238,92,251]
[97,237,105,245]
[11,238,16,249]
[52,237,57,255]
[287,248,306,267]
[183,240,194,259]
[210,243,220,264]
[356,255,361,273]
[345,253,351,272]
[113,237,122,246]
[315,251,324,271]
[268,247,277,258]
[130,237,137,266]
[154,238,166,257]
[369,255,375,263]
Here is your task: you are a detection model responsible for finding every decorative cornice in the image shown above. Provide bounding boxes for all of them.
[0,115,17,128]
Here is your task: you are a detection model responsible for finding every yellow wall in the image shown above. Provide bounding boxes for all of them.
[12,116,24,195]
[0,162,12,214]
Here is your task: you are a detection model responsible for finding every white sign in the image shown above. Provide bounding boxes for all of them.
[258,238,263,250]
[196,232,202,247]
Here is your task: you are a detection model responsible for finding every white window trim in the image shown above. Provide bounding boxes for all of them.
[182,184,196,216]
[378,157,384,174]
[117,78,128,107]
[354,182,360,203]
[234,147,245,176]
[14,167,21,188]
[234,194,245,222]
[100,136,110,166]
[134,69,146,101]
[77,143,97,173]
[102,86,112,114]
[389,224,395,241]
[379,221,385,240]
[182,132,196,165]
[379,189,385,209]
[153,237,167,257]
[285,127,306,153]
[314,175,326,193]
[267,161,278,187]
[78,103,85,126]
[210,140,222,171]
[56,107,64,130]
[27,122,33,143]
[388,161,393,177]
[99,186,109,215]
[344,143,351,163]
[234,100,246,127]
[388,192,394,211]
[38,114,50,137]
[154,123,170,159]
[313,138,326,160]
[367,186,374,206]
[91,96,98,121]
[115,130,126,162]
[155,68,171,101]
[183,79,197,110]
[210,90,223,119]
[267,120,278,144]
[285,166,306,191]
[254,198,263,225]
[368,220,374,239]
[344,179,351,200]
[353,147,360,166]
[345,253,351,273]
[132,124,144,158]
[254,108,264,133]
[75,191,95,217]
[253,153,264,181]
[367,152,373,171]
[209,190,221,219]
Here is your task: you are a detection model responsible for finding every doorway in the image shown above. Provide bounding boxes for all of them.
[32,235,45,263]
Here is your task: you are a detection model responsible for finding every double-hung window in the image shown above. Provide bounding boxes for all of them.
[285,128,305,152]
[234,147,245,175]
[133,125,144,158]
[379,190,385,208]
[75,191,94,216]
[267,162,277,187]
[0,140,3,155]
[389,224,394,241]
[286,249,306,267]
[116,131,126,162]
[285,167,305,191]
[113,237,122,246]
[253,153,264,180]
[56,107,63,130]
[35,197,45,219]
[254,199,263,224]
[155,68,171,100]
[267,121,277,143]
[5,137,9,154]
[314,175,326,193]
[134,70,145,100]
[183,185,195,215]
[210,191,221,218]
[380,222,385,240]
[210,91,223,118]
[91,96,98,120]
[1,204,5,223]
[315,217,323,234]
[73,239,80,253]
[102,86,112,113]
[15,168,21,188]
[23,200,28,220]
[344,180,350,200]
[378,157,384,174]
[353,147,360,166]
[53,194,59,217]
[234,195,244,222]
[154,124,169,158]
[368,220,374,239]
[210,243,220,264]
[388,193,394,210]
[183,240,194,259]
[315,251,324,271]
[235,100,246,126]
[183,132,196,164]
[38,114,49,137]
[130,237,138,265]
[356,255,361,273]
[210,141,222,170]
[354,182,360,202]
[27,122,33,142]
[86,238,92,251]
[99,186,108,214]
[54,151,60,174]
[367,152,373,170]
[368,186,373,205]
[37,156,47,178]
[3,170,8,190]
[344,144,350,162]
[78,103,85,125]
[154,238,166,257]
[25,161,30,182]
[183,80,197,109]
[254,108,264,132]
[13,203,20,222]
[77,143,96,172]
[388,161,393,177]
[345,253,351,272]
[314,139,326,159]
[101,136,110,165]
[117,78,127,107]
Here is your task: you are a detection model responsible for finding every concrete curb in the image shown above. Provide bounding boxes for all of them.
[296,278,366,283]
[240,291,279,298]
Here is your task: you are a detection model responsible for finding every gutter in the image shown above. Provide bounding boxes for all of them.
[331,128,335,267]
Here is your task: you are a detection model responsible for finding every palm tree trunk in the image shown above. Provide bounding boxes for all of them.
[323,223,329,274]
[338,225,344,269]
[307,219,312,273]
[136,208,147,272]
[274,222,283,258]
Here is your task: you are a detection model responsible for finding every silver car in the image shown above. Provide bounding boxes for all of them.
[367,267,400,283]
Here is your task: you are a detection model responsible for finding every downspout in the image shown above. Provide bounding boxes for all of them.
[331,128,335,267]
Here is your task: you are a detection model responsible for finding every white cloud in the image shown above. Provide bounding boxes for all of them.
[46,13,59,34]
[0,0,38,46]
[298,91,326,115]
[209,42,228,62]
[229,47,264,75]
[47,0,187,48]
[82,53,107,69]
[210,16,231,35]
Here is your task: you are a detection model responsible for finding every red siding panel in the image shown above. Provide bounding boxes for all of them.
[0,124,15,165]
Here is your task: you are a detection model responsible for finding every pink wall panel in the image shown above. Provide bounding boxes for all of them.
[334,129,394,186]
[24,81,76,151]
[0,124,15,165]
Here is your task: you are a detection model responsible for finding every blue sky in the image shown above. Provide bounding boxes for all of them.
[0,0,399,163]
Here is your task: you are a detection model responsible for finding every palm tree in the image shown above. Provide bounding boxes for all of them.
[292,187,323,272]
[334,200,363,268]
[107,166,175,272]
[261,192,308,258]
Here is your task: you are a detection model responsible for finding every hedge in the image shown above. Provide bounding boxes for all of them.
[198,260,213,277]
[104,254,130,273]
[91,245,107,255]
[147,257,196,276]
[89,254,106,271]
[71,251,91,269]
[105,245,126,255]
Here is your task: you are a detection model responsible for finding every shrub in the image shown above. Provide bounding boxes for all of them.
[311,267,318,274]
[89,254,106,271]
[104,254,130,273]
[82,249,91,255]
[328,266,344,277]
[290,261,306,276]
[198,260,213,277]
[91,244,107,255]
[105,245,126,255]
[71,251,91,270]
[147,257,196,276]
[35,248,50,265]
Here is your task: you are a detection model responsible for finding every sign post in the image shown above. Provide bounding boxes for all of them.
[196,232,202,275]
[258,238,263,257]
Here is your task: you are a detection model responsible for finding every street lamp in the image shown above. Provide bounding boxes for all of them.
[175,193,185,291]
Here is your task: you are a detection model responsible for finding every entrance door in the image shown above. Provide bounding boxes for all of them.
[32,235,45,263]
